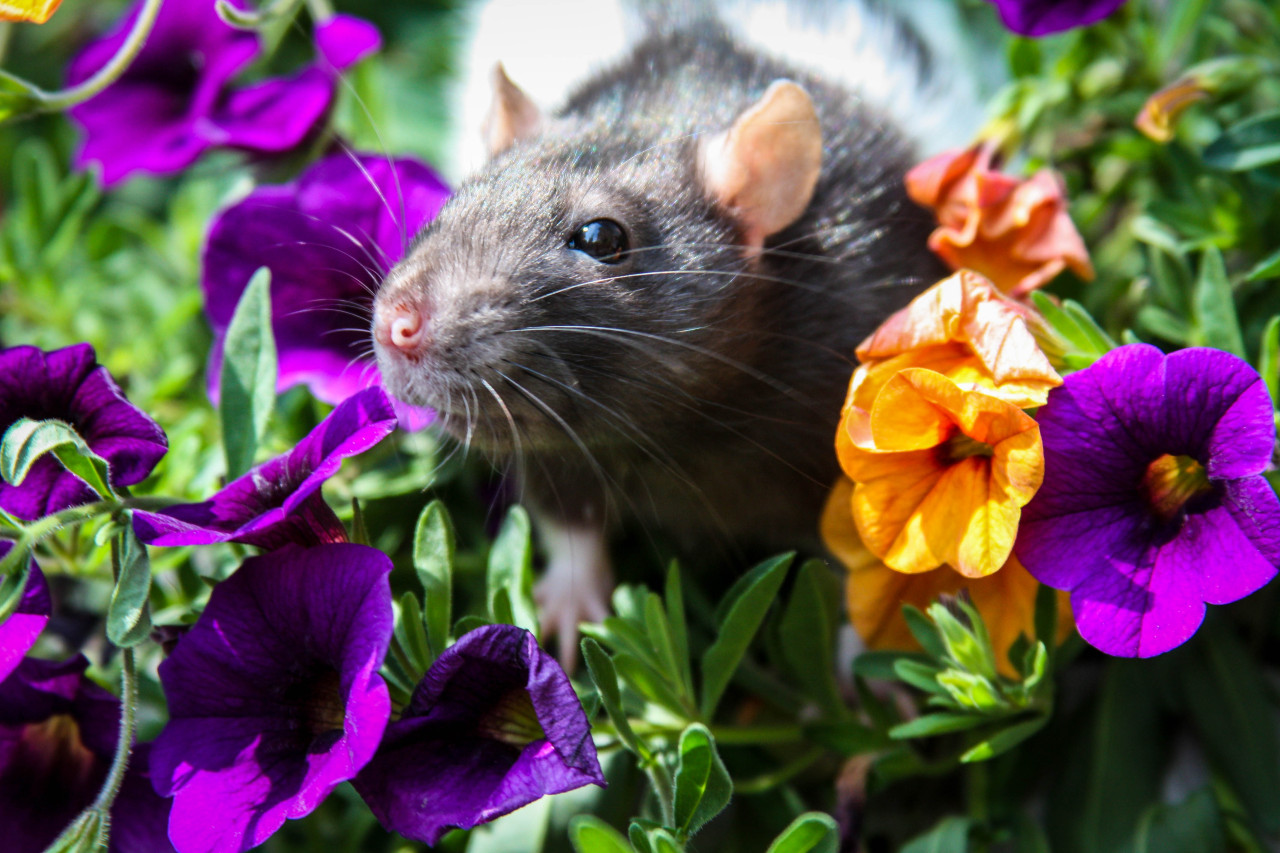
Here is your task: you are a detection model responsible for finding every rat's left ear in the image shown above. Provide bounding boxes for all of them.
[698,80,823,250]
[483,63,543,157]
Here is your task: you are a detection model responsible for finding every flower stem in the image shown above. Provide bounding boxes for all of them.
[36,0,165,112]
[94,648,138,814]
[306,0,335,20]
[733,746,825,794]
[966,755,990,853]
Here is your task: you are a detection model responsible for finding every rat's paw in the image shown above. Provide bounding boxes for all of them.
[534,522,613,670]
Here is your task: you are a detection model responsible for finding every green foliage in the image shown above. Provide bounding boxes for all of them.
[218,267,277,479]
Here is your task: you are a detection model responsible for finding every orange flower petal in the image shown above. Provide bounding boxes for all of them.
[0,0,61,22]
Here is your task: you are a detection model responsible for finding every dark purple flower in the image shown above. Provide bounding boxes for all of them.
[0,543,50,682]
[132,386,396,550]
[0,655,173,853]
[0,344,168,521]
[986,0,1128,36]
[150,543,392,853]
[1015,344,1280,657]
[67,0,381,186]
[203,152,447,427]
[354,624,605,845]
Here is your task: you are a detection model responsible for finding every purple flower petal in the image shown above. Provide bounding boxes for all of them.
[315,15,382,72]
[150,543,393,853]
[354,624,605,845]
[202,153,447,418]
[133,386,396,549]
[1016,344,1280,657]
[0,544,50,682]
[0,656,173,853]
[0,344,168,521]
[208,67,335,153]
[986,0,1128,36]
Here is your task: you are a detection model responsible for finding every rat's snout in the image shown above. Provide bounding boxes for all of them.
[373,299,430,357]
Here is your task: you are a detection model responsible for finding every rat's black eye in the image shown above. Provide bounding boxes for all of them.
[569,219,629,264]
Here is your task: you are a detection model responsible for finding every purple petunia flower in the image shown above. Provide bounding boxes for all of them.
[202,152,447,427]
[67,0,380,186]
[0,543,50,682]
[1015,344,1280,657]
[0,655,174,853]
[986,0,1128,36]
[150,543,393,853]
[354,624,605,845]
[0,344,168,521]
[132,386,396,550]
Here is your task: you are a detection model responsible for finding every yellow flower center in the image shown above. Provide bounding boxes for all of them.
[477,688,546,747]
[937,432,995,466]
[20,714,97,787]
[1141,454,1211,520]
[300,669,347,736]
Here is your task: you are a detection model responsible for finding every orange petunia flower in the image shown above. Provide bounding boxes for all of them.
[822,479,1072,677]
[906,143,1093,298]
[0,0,62,23]
[836,368,1043,579]
[848,269,1062,413]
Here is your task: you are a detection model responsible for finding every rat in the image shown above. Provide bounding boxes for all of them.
[371,2,965,660]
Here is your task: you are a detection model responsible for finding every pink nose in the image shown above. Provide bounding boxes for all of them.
[374,302,428,354]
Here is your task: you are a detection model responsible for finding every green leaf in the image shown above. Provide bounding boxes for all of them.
[779,559,845,715]
[901,606,948,661]
[763,812,840,853]
[1,418,114,499]
[1174,622,1280,832]
[219,267,277,479]
[1136,305,1192,346]
[1203,111,1280,172]
[900,816,970,853]
[581,638,644,759]
[349,498,370,546]
[643,593,684,704]
[699,553,792,716]
[613,652,688,716]
[853,650,931,681]
[892,659,947,695]
[486,506,537,632]
[1134,788,1225,853]
[930,602,996,681]
[1033,583,1057,649]
[1028,293,1114,358]
[568,816,634,853]
[628,822,656,853]
[959,713,1049,762]
[672,724,732,838]
[107,528,152,648]
[1246,246,1280,282]
[413,500,455,656]
[0,558,31,625]
[803,720,892,756]
[1258,317,1280,408]
[1061,300,1117,356]
[664,562,693,700]
[42,808,107,853]
[1193,248,1246,357]
[0,70,43,125]
[890,713,991,740]
[395,591,433,678]
[453,614,490,637]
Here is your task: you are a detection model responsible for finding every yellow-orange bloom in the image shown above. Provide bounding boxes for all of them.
[849,269,1062,412]
[0,0,62,23]
[906,143,1094,298]
[837,368,1043,578]
[822,479,1072,677]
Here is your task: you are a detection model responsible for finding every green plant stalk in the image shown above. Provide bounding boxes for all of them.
[0,496,179,553]
[34,0,165,112]
[733,746,825,795]
[305,0,335,19]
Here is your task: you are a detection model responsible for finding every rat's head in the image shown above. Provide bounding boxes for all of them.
[373,64,822,452]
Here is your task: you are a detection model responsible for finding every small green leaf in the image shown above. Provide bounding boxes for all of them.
[1258,317,1280,408]
[0,71,43,125]
[467,794,551,853]
[1061,300,1116,356]
[1,418,114,499]
[395,591,433,678]
[1033,583,1058,648]
[0,558,31,624]
[1204,111,1280,172]
[220,267,277,479]
[628,822,656,853]
[900,816,970,853]
[413,500,455,656]
[613,652,688,716]
[763,812,840,853]
[42,808,107,853]
[901,606,948,661]
[930,603,996,680]
[699,553,792,716]
[643,594,683,701]
[673,724,732,838]
[1246,247,1280,282]
[486,506,537,632]
[853,650,930,681]
[664,562,693,700]
[1134,788,1225,853]
[453,614,490,637]
[890,713,991,740]
[892,659,947,695]
[582,639,644,759]
[349,498,370,546]
[568,816,634,853]
[960,713,1049,762]
[779,560,845,716]
[107,528,152,648]
[1136,305,1192,345]
[1193,248,1245,358]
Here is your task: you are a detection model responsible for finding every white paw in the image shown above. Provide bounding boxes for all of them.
[533,521,613,670]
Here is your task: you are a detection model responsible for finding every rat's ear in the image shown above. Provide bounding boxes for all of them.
[483,63,543,157]
[698,80,822,250]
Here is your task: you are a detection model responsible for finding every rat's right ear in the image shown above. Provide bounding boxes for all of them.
[483,63,543,157]
[698,80,823,251]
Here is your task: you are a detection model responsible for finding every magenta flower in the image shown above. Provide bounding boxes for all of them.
[354,624,605,845]
[986,0,1128,36]
[150,544,393,853]
[0,344,168,521]
[0,544,50,682]
[132,387,396,550]
[1015,344,1280,657]
[0,656,173,853]
[67,0,380,186]
[202,152,447,427]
